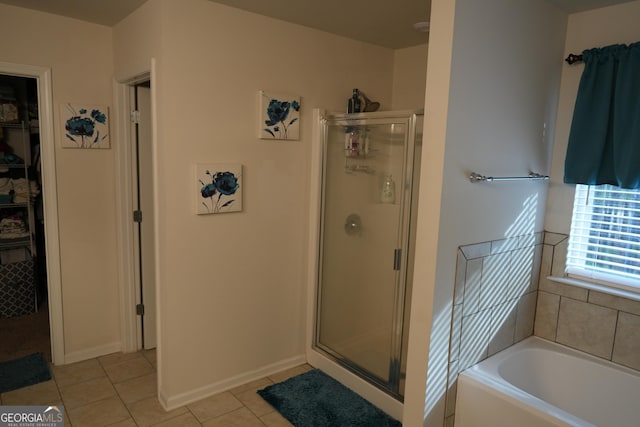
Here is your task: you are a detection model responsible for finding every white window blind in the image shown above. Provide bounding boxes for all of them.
[567,184,640,291]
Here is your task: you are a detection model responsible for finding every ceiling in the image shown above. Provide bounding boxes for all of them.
[0,0,634,49]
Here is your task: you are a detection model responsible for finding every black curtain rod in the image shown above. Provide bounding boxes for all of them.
[565,53,583,65]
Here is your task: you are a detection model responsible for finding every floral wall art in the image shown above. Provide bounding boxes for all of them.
[196,163,242,214]
[61,103,110,149]
[258,91,300,140]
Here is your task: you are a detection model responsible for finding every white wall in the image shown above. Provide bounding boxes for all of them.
[0,4,120,360]
[403,0,567,425]
[545,0,640,233]
[112,0,163,82]
[115,0,398,407]
[392,44,429,111]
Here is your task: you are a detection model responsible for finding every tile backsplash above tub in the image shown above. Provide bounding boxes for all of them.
[535,231,640,372]
[445,232,543,425]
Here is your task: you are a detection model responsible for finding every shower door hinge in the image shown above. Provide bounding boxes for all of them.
[133,210,142,223]
[131,110,140,124]
[136,303,145,316]
[393,249,402,271]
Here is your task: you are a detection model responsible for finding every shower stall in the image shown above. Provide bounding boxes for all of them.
[311,110,423,403]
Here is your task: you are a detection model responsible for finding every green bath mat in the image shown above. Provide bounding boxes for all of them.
[0,352,51,393]
[257,369,401,426]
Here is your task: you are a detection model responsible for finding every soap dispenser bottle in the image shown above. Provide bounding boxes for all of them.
[381,174,395,204]
[348,88,361,113]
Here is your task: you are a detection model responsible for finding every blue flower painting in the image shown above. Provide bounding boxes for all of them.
[259,91,300,140]
[61,104,110,149]
[196,163,243,214]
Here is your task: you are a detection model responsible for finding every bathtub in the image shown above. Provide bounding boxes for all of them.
[455,336,640,427]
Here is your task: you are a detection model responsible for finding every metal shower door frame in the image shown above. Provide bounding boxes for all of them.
[314,110,422,399]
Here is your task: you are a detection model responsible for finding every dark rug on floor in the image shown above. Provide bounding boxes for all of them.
[257,369,401,426]
[0,352,51,393]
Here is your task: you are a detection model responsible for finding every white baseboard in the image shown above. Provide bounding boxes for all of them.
[63,341,123,365]
[159,354,307,411]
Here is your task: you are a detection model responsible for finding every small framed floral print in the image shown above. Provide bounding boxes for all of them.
[258,91,300,140]
[61,103,110,149]
[196,163,242,214]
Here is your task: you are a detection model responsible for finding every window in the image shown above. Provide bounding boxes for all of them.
[567,184,640,293]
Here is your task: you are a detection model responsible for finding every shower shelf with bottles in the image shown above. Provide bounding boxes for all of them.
[343,126,376,174]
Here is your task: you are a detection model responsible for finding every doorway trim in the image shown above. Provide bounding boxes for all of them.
[114,61,157,352]
[0,61,64,365]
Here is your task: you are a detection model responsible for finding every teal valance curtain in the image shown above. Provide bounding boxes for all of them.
[564,42,640,189]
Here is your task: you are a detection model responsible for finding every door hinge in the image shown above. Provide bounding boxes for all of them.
[393,249,402,271]
[136,303,145,316]
[133,210,142,223]
[131,110,140,124]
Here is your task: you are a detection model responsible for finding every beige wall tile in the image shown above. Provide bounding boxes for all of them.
[538,278,588,301]
[556,298,617,359]
[529,244,542,293]
[511,247,534,299]
[534,291,560,340]
[540,244,553,277]
[490,237,519,254]
[454,251,467,305]
[589,291,640,316]
[488,300,517,356]
[519,232,543,248]
[459,310,490,370]
[612,312,640,371]
[459,242,491,260]
[444,378,457,418]
[463,258,483,315]
[551,239,568,277]
[449,303,463,363]
[544,232,568,246]
[481,252,512,309]
[515,292,537,342]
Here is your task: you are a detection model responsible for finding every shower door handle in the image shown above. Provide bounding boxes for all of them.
[393,249,402,271]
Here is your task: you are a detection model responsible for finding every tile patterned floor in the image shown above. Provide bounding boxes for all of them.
[0,349,308,426]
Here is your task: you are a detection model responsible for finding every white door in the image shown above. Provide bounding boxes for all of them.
[134,84,156,349]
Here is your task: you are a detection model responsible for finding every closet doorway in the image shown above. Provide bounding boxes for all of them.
[0,64,63,365]
[131,81,156,350]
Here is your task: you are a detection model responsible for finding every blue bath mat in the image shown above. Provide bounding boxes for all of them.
[257,369,401,426]
[0,352,51,393]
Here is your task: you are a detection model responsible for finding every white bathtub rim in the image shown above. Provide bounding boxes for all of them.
[458,336,640,427]
[463,336,640,381]
[459,369,596,427]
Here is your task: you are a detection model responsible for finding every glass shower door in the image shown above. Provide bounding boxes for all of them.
[316,114,414,396]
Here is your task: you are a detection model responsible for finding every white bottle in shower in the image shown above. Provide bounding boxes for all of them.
[381,174,395,204]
